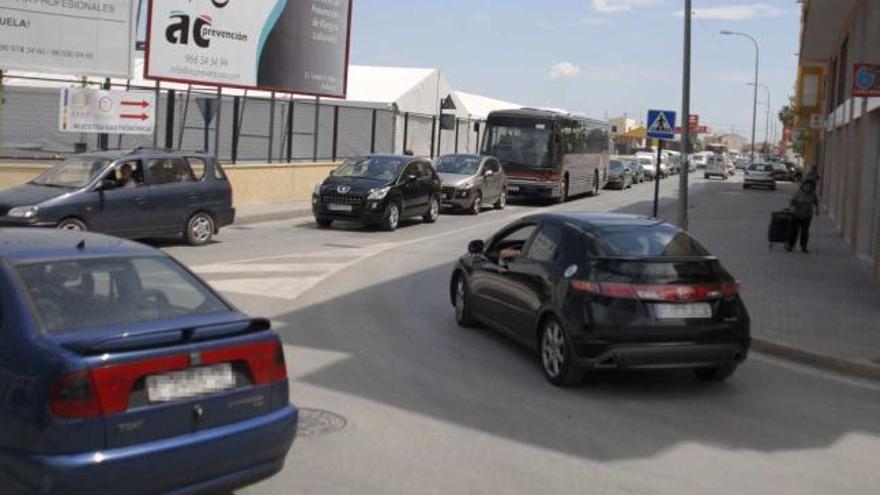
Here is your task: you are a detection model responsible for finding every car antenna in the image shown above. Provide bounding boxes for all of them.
[76,240,86,250]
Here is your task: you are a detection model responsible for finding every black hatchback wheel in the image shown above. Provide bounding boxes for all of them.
[540,316,581,387]
[381,202,401,231]
[453,274,476,327]
[424,195,440,223]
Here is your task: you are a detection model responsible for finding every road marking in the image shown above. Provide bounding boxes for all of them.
[196,178,712,302]
[192,244,393,301]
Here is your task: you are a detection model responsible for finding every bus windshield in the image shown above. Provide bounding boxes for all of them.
[484,120,553,168]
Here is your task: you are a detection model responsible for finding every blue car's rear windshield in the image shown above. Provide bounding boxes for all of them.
[15,256,231,334]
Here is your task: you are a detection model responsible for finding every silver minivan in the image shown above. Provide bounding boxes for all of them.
[435,154,508,215]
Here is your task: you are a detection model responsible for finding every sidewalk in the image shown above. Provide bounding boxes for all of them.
[673,180,880,379]
[234,200,312,225]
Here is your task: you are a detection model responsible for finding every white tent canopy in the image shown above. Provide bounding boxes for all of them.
[454,91,523,120]
[3,62,523,119]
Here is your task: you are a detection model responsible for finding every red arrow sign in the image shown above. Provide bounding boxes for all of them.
[121,100,150,108]
[120,113,150,121]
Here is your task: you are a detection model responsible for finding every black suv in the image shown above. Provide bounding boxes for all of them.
[0,149,234,245]
[313,155,442,231]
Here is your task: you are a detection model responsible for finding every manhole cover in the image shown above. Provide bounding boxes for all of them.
[297,408,347,437]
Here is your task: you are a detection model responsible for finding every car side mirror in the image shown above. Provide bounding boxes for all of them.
[468,240,485,255]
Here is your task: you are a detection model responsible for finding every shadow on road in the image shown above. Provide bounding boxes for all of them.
[269,258,880,463]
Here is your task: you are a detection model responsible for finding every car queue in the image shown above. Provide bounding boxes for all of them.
[0,113,759,492]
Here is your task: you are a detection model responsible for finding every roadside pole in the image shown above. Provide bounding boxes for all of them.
[646,109,677,218]
[653,140,664,217]
[678,0,692,230]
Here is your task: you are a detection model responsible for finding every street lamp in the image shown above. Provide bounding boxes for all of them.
[721,30,759,163]
[747,82,771,157]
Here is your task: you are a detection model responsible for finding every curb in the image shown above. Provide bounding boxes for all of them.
[751,338,880,382]
[234,208,312,226]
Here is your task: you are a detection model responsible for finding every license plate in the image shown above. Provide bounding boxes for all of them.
[327,203,352,212]
[507,186,519,192]
[146,363,235,402]
[655,303,712,320]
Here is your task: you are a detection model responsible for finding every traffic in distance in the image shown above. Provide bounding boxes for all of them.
[0,108,811,492]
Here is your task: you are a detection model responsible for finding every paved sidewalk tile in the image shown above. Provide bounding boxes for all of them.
[665,180,880,366]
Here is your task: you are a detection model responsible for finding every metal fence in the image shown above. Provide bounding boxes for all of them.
[0,75,485,163]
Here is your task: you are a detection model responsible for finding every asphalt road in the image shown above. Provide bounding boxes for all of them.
[163,174,880,495]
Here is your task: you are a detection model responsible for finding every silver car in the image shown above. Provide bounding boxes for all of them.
[435,155,508,215]
[743,163,777,190]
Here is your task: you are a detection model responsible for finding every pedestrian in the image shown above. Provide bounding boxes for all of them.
[786,180,820,253]
[805,166,821,183]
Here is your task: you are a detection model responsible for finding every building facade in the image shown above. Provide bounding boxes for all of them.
[796,0,880,283]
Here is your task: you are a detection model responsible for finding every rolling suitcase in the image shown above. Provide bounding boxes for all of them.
[768,210,794,250]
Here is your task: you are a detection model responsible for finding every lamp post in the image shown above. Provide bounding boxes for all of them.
[679,0,692,230]
[748,82,771,157]
[721,30,759,163]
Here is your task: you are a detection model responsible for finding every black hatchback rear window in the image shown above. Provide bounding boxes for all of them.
[593,224,710,257]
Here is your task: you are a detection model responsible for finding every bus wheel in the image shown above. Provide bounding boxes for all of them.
[557,176,568,204]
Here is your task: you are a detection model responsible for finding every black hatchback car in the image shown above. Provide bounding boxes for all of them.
[450,213,750,386]
[312,155,441,231]
[0,149,234,246]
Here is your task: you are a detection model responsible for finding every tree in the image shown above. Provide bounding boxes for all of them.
[778,95,797,129]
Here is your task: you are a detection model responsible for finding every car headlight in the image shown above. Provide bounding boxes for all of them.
[8,206,39,219]
[367,186,390,200]
[458,182,474,190]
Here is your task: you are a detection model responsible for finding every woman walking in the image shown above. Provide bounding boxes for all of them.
[787,180,820,253]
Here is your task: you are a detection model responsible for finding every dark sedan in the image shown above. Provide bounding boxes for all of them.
[0,229,296,494]
[450,213,750,386]
[313,155,441,231]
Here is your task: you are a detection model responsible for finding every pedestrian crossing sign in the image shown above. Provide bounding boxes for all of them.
[646,110,676,140]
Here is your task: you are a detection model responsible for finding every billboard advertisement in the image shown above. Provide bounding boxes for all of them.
[145,0,353,98]
[0,0,134,77]
[59,89,156,135]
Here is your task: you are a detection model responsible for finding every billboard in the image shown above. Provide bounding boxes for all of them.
[59,89,156,135]
[145,0,353,98]
[0,0,134,77]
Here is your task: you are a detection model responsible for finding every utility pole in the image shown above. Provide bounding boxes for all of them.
[678,0,692,230]
[722,30,759,164]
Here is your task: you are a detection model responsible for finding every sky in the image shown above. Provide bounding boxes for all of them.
[349,0,801,141]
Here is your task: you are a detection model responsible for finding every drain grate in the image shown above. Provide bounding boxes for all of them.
[297,408,347,437]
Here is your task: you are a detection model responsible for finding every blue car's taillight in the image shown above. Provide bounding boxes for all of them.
[50,370,103,419]
[49,340,289,419]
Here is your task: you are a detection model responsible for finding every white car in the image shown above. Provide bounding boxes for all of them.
[636,153,666,179]
[692,152,712,169]
[705,155,729,180]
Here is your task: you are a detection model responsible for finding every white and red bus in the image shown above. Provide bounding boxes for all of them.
[482,109,610,203]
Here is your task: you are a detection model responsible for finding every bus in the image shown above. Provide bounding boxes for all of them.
[482,109,610,203]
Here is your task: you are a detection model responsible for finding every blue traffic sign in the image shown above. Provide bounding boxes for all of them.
[646,109,677,140]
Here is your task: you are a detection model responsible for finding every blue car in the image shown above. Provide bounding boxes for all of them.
[0,229,297,494]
